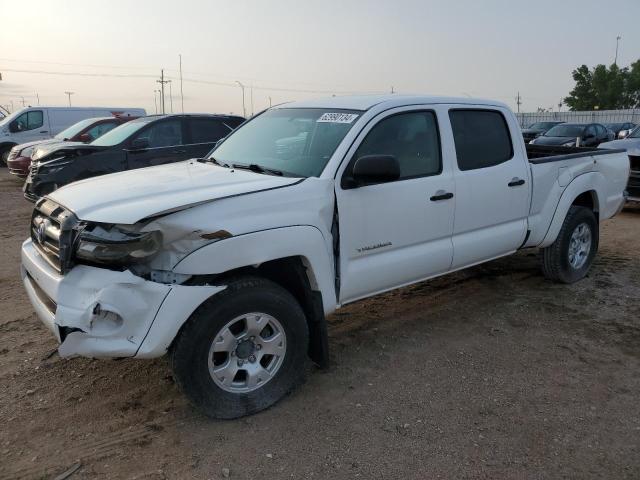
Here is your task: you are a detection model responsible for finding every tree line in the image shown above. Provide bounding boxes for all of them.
[564,60,640,111]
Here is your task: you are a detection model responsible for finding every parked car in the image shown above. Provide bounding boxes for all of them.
[23,113,245,200]
[521,121,564,143]
[0,106,145,164]
[7,116,139,177]
[599,127,640,202]
[20,95,629,418]
[604,122,636,140]
[530,123,610,147]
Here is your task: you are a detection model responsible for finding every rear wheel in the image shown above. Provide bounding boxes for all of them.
[171,276,309,419]
[541,206,598,283]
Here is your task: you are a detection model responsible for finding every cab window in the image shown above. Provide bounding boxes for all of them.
[15,111,44,131]
[353,111,441,180]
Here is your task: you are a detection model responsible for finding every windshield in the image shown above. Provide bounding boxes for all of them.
[604,123,623,130]
[544,125,584,137]
[0,109,24,127]
[210,108,361,177]
[54,118,101,140]
[91,119,149,146]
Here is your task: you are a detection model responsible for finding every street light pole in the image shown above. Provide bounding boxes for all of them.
[614,36,621,66]
[64,91,74,106]
[235,81,246,118]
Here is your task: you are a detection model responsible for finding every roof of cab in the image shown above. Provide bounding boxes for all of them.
[277,94,509,111]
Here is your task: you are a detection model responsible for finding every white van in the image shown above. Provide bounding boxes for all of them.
[0,106,146,163]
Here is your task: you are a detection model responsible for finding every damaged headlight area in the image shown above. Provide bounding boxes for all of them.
[76,224,163,267]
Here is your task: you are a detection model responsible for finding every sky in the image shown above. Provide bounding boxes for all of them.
[0,0,638,116]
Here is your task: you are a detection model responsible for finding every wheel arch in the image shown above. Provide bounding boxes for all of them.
[540,172,603,248]
[171,226,336,367]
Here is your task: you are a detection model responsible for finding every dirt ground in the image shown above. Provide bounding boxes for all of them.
[0,169,639,480]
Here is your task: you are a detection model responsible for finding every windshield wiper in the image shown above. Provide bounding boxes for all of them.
[197,157,230,168]
[231,163,284,176]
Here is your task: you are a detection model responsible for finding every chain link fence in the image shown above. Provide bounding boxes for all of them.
[516,109,640,128]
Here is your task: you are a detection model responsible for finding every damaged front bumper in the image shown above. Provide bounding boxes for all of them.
[21,238,224,358]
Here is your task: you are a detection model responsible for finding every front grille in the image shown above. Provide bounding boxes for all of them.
[29,163,39,180]
[629,155,640,172]
[31,199,79,274]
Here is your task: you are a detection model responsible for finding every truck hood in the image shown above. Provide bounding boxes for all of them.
[48,159,303,224]
[599,138,640,156]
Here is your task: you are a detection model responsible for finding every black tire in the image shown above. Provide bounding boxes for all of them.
[0,147,12,166]
[541,206,598,284]
[171,276,309,419]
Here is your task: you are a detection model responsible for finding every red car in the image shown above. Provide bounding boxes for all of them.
[7,116,138,177]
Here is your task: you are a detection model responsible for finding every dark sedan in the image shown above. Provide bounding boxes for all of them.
[7,116,138,177]
[521,121,565,143]
[24,113,244,201]
[530,123,610,147]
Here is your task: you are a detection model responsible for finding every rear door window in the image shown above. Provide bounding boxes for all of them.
[449,109,513,171]
[188,118,230,144]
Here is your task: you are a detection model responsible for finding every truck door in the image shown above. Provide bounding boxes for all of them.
[448,107,530,269]
[126,118,186,169]
[10,109,49,143]
[335,108,455,304]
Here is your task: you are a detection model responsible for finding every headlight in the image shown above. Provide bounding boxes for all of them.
[530,138,537,144]
[562,140,576,147]
[76,225,163,266]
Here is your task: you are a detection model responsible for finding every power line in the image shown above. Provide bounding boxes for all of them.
[0,67,382,96]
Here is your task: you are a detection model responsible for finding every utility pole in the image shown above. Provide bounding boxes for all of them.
[168,80,173,113]
[250,83,254,117]
[391,86,395,94]
[235,81,246,117]
[268,96,272,108]
[20,96,26,107]
[558,99,563,112]
[614,35,621,66]
[64,91,74,107]
[153,90,159,114]
[156,69,170,114]
[179,54,184,113]
[515,91,522,113]
[36,93,40,105]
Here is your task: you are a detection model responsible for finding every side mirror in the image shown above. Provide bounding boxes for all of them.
[129,138,149,151]
[77,133,92,143]
[345,155,400,188]
[8,121,19,133]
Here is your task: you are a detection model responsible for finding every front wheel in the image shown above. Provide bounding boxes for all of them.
[171,277,309,419]
[541,206,599,283]
[0,147,12,166]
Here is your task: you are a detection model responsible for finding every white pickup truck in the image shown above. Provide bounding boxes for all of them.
[21,95,629,418]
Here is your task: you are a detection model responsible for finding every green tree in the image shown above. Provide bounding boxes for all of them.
[564,61,640,110]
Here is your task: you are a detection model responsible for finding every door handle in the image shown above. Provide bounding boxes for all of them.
[508,178,525,187]
[430,191,454,201]
[39,131,48,134]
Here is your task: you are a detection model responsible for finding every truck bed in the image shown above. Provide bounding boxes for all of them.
[523,143,629,249]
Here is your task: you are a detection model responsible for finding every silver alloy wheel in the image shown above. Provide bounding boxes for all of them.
[208,312,287,393]
[568,222,592,270]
